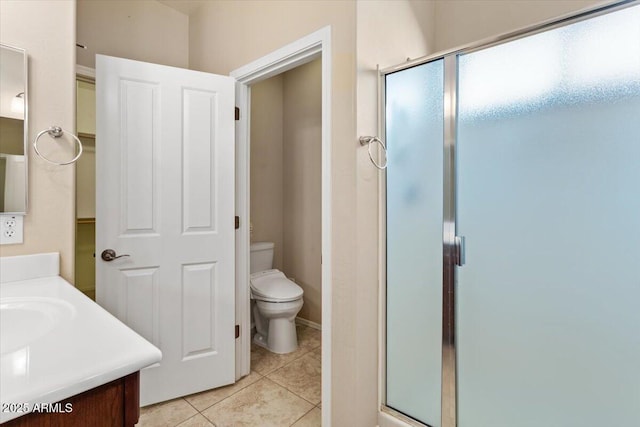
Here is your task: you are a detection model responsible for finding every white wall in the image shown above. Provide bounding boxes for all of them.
[0,0,76,282]
[76,0,189,69]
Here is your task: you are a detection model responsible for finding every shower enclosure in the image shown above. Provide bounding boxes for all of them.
[383,3,640,427]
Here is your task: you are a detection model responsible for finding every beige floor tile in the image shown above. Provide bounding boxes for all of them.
[137,398,198,427]
[184,371,262,411]
[291,407,322,427]
[309,346,321,361]
[201,378,313,427]
[176,413,216,427]
[268,353,321,405]
[297,326,321,351]
[251,342,309,376]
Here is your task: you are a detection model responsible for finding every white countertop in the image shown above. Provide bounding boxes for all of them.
[0,254,162,423]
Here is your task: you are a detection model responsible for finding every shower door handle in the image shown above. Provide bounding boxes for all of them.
[454,236,465,266]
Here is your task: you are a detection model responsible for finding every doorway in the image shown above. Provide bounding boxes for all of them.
[231,26,332,426]
[74,72,96,301]
[247,56,322,416]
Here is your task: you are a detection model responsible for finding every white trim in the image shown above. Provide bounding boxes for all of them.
[230,25,332,427]
[76,64,96,79]
[233,80,251,382]
[295,317,322,331]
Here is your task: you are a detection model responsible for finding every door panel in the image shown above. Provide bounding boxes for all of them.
[385,59,444,427]
[456,6,640,427]
[182,88,218,233]
[96,55,235,405]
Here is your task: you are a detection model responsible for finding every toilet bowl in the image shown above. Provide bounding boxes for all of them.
[251,269,304,354]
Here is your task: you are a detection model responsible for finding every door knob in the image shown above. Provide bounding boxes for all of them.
[101,249,130,262]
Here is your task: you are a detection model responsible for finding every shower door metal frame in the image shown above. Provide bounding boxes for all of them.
[378,1,638,427]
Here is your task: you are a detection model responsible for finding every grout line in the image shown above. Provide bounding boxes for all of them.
[195,372,265,413]
[288,405,317,427]
[174,412,208,427]
[264,354,321,407]
[253,347,313,376]
[261,375,319,407]
[199,409,218,427]
[261,346,316,377]
[182,397,199,413]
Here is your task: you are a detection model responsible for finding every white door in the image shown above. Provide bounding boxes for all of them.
[95,55,236,405]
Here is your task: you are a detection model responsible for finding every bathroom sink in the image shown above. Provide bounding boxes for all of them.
[0,297,76,354]
[0,254,162,424]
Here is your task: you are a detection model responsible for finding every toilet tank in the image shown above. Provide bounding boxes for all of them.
[250,242,275,274]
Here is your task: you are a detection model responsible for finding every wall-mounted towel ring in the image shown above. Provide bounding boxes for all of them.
[359,136,387,170]
[33,126,83,166]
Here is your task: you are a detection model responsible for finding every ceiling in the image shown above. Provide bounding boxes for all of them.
[157,0,203,16]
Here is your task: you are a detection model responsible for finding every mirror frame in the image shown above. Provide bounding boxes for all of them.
[0,43,28,214]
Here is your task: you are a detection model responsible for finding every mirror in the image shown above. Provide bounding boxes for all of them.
[0,44,28,214]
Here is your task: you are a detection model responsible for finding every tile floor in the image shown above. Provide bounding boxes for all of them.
[136,325,321,427]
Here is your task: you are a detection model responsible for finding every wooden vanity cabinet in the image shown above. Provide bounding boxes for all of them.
[2,372,140,427]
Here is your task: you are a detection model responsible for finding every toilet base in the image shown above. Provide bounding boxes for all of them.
[253,317,299,354]
[253,332,269,349]
[253,298,302,354]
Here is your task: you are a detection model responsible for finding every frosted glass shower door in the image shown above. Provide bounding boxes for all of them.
[456,6,640,427]
[385,60,443,426]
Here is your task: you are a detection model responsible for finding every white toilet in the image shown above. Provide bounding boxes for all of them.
[250,242,304,354]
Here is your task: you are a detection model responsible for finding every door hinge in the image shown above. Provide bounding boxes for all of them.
[235,324,240,339]
[235,107,240,121]
[235,216,240,229]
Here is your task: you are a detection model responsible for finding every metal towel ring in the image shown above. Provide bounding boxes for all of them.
[359,136,387,170]
[33,126,83,166]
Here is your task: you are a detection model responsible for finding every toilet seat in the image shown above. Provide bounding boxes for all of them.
[250,269,303,302]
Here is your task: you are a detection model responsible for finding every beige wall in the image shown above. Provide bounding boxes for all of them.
[76,80,95,135]
[356,1,437,424]
[76,0,189,69]
[0,117,24,155]
[76,147,95,219]
[283,59,322,325]
[250,74,284,270]
[189,1,360,424]
[434,0,608,52]
[0,0,76,282]
[250,60,322,325]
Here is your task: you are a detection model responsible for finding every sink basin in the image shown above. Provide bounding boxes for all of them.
[0,297,76,354]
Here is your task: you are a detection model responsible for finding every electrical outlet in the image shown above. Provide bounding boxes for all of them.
[0,214,24,245]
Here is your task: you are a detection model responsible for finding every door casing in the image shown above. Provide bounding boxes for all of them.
[230,26,333,427]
